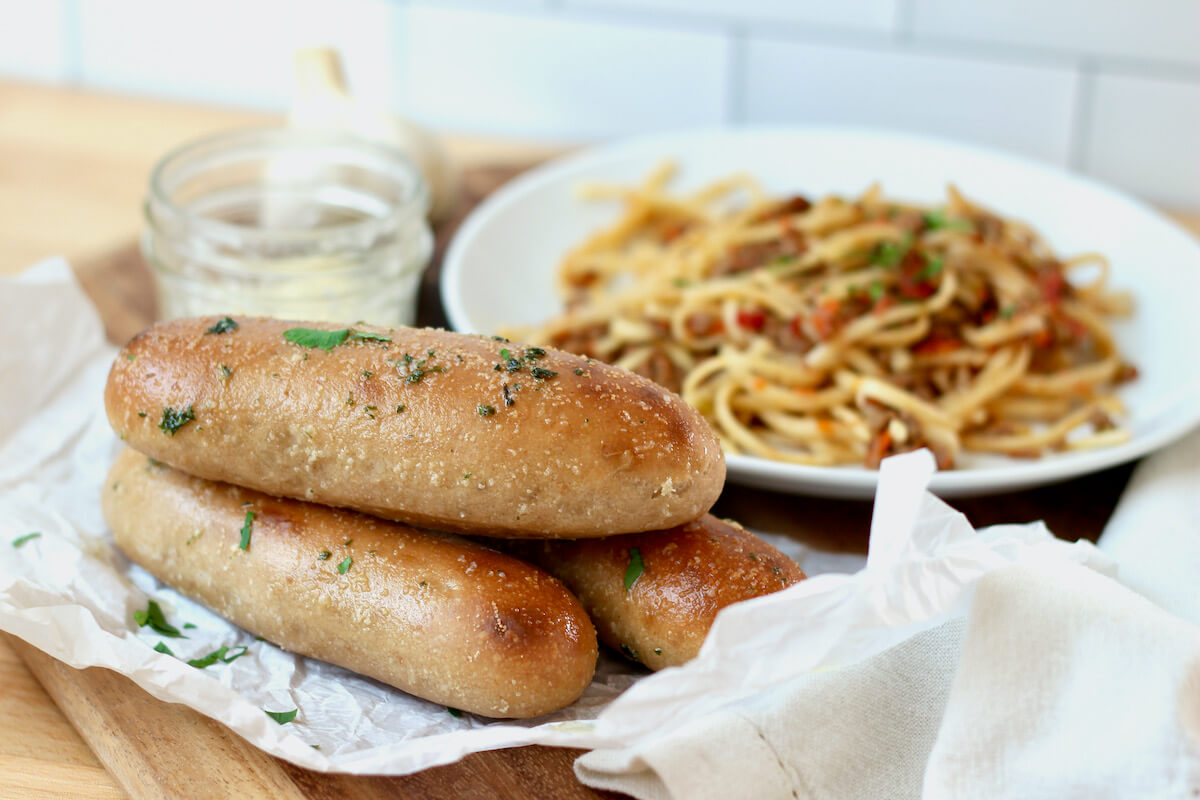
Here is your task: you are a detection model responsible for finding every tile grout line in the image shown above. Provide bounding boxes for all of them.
[398,1,1200,81]
[1068,59,1097,173]
[726,24,746,125]
[61,0,83,86]
[391,0,411,114]
[892,0,915,43]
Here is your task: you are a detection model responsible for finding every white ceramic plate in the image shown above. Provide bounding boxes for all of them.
[442,127,1200,498]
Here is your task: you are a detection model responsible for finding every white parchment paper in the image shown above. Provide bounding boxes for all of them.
[0,259,1114,775]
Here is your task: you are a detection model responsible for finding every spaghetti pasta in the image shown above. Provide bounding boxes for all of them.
[519,165,1137,469]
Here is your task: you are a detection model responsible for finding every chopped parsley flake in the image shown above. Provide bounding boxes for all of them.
[447,707,463,718]
[530,366,558,380]
[133,600,185,638]
[337,556,353,574]
[478,404,496,416]
[390,352,445,384]
[219,364,231,380]
[396,404,406,413]
[872,234,913,268]
[225,645,249,662]
[205,317,238,334]
[283,327,350,351]
[12,532,41,548]
[153,641,174,656]
[318,550,331,560]
[868,281,885,302]
[624,548,644,591]
[158,405,195,436]
[238,511,255,551]
[187,645,248,668]
[574,368,584,375]
[919,256,944,281]
[923,209,974,232]
[265,708,297,725]
[350,331,392,343]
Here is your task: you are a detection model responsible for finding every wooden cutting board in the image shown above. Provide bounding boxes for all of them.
[7,159,1143,800]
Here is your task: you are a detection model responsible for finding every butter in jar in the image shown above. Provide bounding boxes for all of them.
[143,128,433,325]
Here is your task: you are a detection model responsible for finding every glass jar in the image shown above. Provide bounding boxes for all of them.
[143,128,433,325]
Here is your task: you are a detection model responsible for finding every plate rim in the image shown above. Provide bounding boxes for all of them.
[442,124,1200,498]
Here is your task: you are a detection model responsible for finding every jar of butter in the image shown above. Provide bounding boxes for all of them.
[143,128,433,325]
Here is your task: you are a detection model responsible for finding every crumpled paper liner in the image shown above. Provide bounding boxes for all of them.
[0,258,1113,774]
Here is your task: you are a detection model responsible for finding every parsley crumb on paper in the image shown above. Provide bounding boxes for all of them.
[133,600,186,638]
[265,708,298,725]
[11,532,41,548]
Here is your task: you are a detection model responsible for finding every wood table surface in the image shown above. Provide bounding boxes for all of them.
[2,79,1198,799]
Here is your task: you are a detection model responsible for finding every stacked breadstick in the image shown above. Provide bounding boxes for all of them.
[102,316,804,718]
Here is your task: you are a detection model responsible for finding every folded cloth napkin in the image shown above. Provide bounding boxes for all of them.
[923,562,1200,799]
[576,434,1200,799]
[576,618,967,800]
[577,562,1200,799]
[1098,429,1200,625]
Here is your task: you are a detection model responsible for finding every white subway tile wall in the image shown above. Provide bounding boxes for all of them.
[77,0,403,109]
[401,6,730,138]
[909,0,1200,66]
[743,39,1079,165]
[0,0,73,81]
[565,0,899,33]
[1086,73,1200,210]
[1,0,1197,208]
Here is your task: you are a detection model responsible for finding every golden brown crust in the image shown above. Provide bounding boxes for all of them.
[101,447,598,718]
[502,514,805,670]
[105,316,725,538]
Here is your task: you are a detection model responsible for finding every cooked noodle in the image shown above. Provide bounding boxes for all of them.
[518,164,1137,468]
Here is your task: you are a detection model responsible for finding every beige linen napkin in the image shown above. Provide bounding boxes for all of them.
[1098,429,1200,625]
[577,562,1200,799]
[576,431,1200,799]
[922,562,1200,798]
[576,619,966,800]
